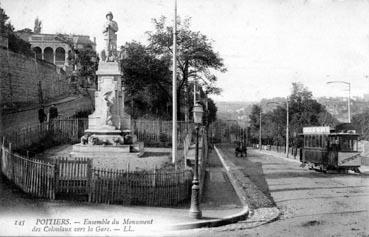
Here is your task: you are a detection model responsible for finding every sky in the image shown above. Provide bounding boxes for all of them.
[3,0,369,102]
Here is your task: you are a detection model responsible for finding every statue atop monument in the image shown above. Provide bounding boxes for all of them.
[34,17,42,34]
[103,11,119,62]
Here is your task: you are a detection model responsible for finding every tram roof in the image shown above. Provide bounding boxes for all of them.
[328,132,359,136]
[302,126,358,136]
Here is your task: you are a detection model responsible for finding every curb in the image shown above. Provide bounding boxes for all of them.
[214,145,248,207]
[171,206,249,230]
[169,146,250,230]
[214,145,283,228]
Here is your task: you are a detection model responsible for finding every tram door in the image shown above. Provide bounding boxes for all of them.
[327,135,339,167]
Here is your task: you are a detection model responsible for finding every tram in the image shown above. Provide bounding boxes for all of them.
[301,124,361,173]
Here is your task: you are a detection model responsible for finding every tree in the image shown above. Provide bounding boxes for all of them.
[75,46,98,85]
[289,82,329,134]
[207,98,217,124]
[248,82,338,146]
[1,6,33,56]
[0,6,12,34]
[120,41,172,119]
[352,110,369,140]
[249,104,261,144]
[147,16,226,121]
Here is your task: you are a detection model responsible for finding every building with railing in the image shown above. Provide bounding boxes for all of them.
[16,30,95,69]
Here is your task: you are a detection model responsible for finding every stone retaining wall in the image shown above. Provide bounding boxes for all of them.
[0,48,71,106]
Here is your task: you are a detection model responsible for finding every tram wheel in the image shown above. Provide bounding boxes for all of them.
[338,168,348,174]
[353,168,361,174]
[320,165,327,173]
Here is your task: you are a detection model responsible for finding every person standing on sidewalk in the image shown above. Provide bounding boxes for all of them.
[38,105,46,124]
[49,104,59,120]
[48,104,58,130]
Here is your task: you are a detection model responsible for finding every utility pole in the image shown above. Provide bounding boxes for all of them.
[286,97,289,157]
[259,107,262,150]
[348,83,351,123]
[172,0,178,163]
[193,78,197,106]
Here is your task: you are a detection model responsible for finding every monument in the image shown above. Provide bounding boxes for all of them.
[72,12,143,158]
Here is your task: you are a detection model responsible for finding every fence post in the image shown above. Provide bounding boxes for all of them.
[0,137,4,171]
[54,160,59,197]
[9,142,14,181]
[87,159,93,202]
[126,163,130,204]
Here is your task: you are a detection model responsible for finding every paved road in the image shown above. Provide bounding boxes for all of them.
[181,147,369,237]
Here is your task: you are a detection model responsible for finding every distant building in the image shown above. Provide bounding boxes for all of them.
[363,93,369,102]
[16,18,96,70]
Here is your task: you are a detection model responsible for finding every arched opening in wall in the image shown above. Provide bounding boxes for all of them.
[33,47,42,59]
[55,47,65,66]
[44,47,54,63]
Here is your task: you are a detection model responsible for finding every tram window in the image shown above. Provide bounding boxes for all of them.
[328,136,339,149]
[311,136,314,147]
[307,135,310,147]
[316,135,320,147]
[339,136,358,152]
[315,135,318,147]
[352,139,359,151]
[319,135,322,148]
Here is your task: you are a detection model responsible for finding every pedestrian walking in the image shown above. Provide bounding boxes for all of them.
[48,104,58,131]
[49,104,58,120]
[38,105,46,124]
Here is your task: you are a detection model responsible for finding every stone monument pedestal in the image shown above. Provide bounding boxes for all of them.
[71,61,144,158]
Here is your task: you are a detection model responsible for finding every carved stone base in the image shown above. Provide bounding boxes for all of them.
[71,141,144,158]
[84,128,123,145]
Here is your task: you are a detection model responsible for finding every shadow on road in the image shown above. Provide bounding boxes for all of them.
[0,174,49,215]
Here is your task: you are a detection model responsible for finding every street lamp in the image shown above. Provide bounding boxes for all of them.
[326,81,351,123]
[266,98,289,157]
[189,102,203,219]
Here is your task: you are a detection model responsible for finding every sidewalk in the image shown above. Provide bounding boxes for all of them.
[0,149,248,236]
[3,94,85,114]
[2,94,93,133]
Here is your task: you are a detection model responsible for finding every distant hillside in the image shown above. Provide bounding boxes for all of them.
[317,97,369,123]
[215,99,285,126]
[215,96,369,126]
[216,101,255,121]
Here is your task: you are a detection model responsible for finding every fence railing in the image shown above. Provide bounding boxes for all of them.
[3,118,193,151]
[3,119,88,151]
[131,119,194,146]
[0,140,193,206]
[1,141,56,199]
[54,157,91,195]
[89,168,192,206]
[252,144,302,160]
[0,118,208,206]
